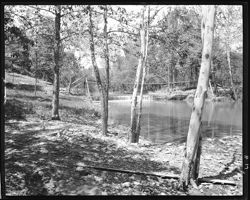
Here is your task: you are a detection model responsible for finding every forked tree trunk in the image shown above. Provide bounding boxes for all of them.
[179,5,216,189]
[51,5,61,120]
[130,6,147,143]
[135,6,150,142]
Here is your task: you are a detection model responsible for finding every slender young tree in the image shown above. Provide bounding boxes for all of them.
[216,6,241,101]
[179,5,216,189]
[51,5,61,120]
[103,5,110,135]
[88,5,110,135]
[135,6,150,142]
[225,41,237,100]
[130,6,150,143]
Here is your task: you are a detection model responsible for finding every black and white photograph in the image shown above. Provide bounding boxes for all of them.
[2,4,246,197]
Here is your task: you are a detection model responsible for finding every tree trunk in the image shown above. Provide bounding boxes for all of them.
[211,60,217,95]
[208,102,215,126]
[179,5,216,189]
[103,5,110,136]
[51,5,61,120]
[68,76,73,95]
[3,78,6,104]
[88,5,109,136]
[226,46,237,100]
[42,71,45,81]
[34,50,38,97]
[86,78,92,102]
[130,6,147,143]
[130,58,143,142]
[101,91,108,135]
[189,66,193,88]
[135,6,150,143]
[168,65,170,90]
[209,79,214,98]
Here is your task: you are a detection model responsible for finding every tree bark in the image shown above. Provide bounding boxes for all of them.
[209,79,214,98]
[34,50,38,97]
[179,5,216,189]
[130,59,143,142]
[130,6,147,143]
[3,78,6,105]
[51,5,61,120]
[88,5,109,135]
[103,5,110,136]
[135,6,150,142]
[226,45,237,100]
[210,60,217,95]
[168,65,170,90]
[67,76,73,95]
[86,77,92,102]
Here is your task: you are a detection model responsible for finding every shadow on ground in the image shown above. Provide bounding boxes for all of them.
[5,120,181,195]
[5,99,35,120]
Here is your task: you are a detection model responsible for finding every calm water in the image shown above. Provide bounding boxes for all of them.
[109,100,242,143]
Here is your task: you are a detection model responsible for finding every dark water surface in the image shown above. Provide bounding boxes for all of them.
[109,100,242,143]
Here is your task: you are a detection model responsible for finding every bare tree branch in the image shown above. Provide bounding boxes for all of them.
[27,5,56,15]
[107,30,138,36]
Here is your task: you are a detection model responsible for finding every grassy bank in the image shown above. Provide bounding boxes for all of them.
[4,72,243,196]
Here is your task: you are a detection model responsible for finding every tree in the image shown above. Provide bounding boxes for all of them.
[179,5,216,189]
[4,6,34,75]
[147,6,202,91]
[60,51,83,95]
[214,6,242,100]
[51,5,62,120]
[88,5,110,135]
[130,6,150,143]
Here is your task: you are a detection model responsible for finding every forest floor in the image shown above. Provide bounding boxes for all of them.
[4,72,243,196]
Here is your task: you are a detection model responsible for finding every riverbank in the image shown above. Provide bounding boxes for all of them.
[4,72,243,196]
[148,87,240,103]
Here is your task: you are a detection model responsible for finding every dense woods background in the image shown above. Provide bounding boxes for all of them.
[4,5,242,97]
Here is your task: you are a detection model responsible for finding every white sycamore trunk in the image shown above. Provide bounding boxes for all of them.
[179,5,216,188]
[130,6,149,143]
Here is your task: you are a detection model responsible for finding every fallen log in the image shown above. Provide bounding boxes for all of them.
[76,163,237,186]
[198,178,236,186]
[76,162,179,179]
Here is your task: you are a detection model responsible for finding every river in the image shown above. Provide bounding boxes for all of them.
[108,100,242,143]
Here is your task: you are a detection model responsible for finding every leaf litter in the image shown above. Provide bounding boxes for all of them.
[5,88,243,196]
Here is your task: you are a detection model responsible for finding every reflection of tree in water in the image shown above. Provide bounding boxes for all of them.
[109,101,242,143]
[170,103,177,135]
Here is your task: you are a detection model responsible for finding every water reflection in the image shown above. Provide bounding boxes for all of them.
[109,100,242,143]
